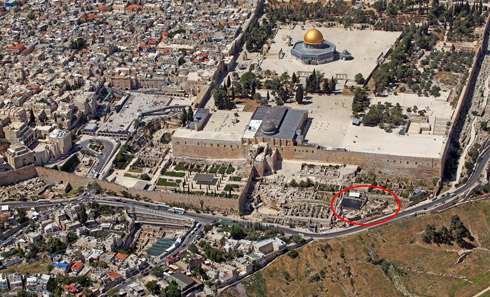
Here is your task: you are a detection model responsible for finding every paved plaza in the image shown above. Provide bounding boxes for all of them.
[261,26,401,80]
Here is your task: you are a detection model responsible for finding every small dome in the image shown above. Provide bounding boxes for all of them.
[261,120,276,135]
[304,29,324,45]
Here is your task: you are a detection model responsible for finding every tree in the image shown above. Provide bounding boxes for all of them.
[178,56,185,66]
[241,72,257,98]
[226,76,231,88]
[70,38,87,51]
[266,91,270,102]
[17,290,37,297]
[67,232,78,243]
[180,109,187,126]
[17,208,28,224]
[352,87,369,113]
[145,280,160,295]
[323,78,331,94]
[280,72,290,82]
[279,88,288,103]
[330,77,336,92]
[287,250,299,258]
[295,85,304,104]
[165,281,181,297]
[355,73,365,84]
[213,87,232,109]
[231,225,245,240]
[188,243,199,253]
[292,72,299,84]
[422,224,436,243]
[187,107,193,122]
[151,266,164,278]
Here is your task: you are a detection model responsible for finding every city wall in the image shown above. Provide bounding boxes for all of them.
[172,137,247,160]
[35,167,240,214]
[281,146,441,180]
[0,165,37,186]
[172,136,441,180]
[440,14,490,180]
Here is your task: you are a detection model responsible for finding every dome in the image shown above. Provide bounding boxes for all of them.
[261,120,276,135]
[304,29,324,45]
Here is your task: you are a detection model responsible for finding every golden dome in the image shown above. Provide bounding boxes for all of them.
[303,29,324,45]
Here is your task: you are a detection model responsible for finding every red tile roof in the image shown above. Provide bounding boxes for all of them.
[115,253,129,261]
[108,272,122,279]
[8,44,24,50]
[71,262,83,271]
[125,4,140,10]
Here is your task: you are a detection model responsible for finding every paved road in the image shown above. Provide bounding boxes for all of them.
[76,138,115,176]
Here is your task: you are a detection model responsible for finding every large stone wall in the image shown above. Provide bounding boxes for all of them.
[0,165,37,186]
[35,167,240,214]
[172,137,246,160]
[172,140,440,181]
[441,14,490,179]
[281,145,441,180]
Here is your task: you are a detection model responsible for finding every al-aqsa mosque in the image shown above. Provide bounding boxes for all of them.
[291,29,346,65]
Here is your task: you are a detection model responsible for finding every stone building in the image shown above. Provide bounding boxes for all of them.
[6,145,35,169]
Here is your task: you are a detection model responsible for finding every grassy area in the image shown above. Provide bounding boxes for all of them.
[449,272,490,297]
[163,171,186,177]
[1,258,51,274]
[157,178,182,187]
[231,176,242,182]
[224,200,490,297]
[208,164,220,173]
[223,184,240,192]
[174,162,187,171]
[218,166,227,175]
[64,187,82,197]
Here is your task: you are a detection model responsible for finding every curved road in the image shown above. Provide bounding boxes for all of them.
[77,138,116,176]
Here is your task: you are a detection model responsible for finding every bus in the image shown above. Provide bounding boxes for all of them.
[172,207,185,214]
[38,199,49,204]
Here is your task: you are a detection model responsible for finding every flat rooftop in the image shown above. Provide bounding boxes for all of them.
[285,94,448,158]
[261,26,401,80]
[202,110,252,135]
[172,128,243,143]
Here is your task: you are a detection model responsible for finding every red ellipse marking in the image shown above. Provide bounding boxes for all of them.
[330,185,401,226]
